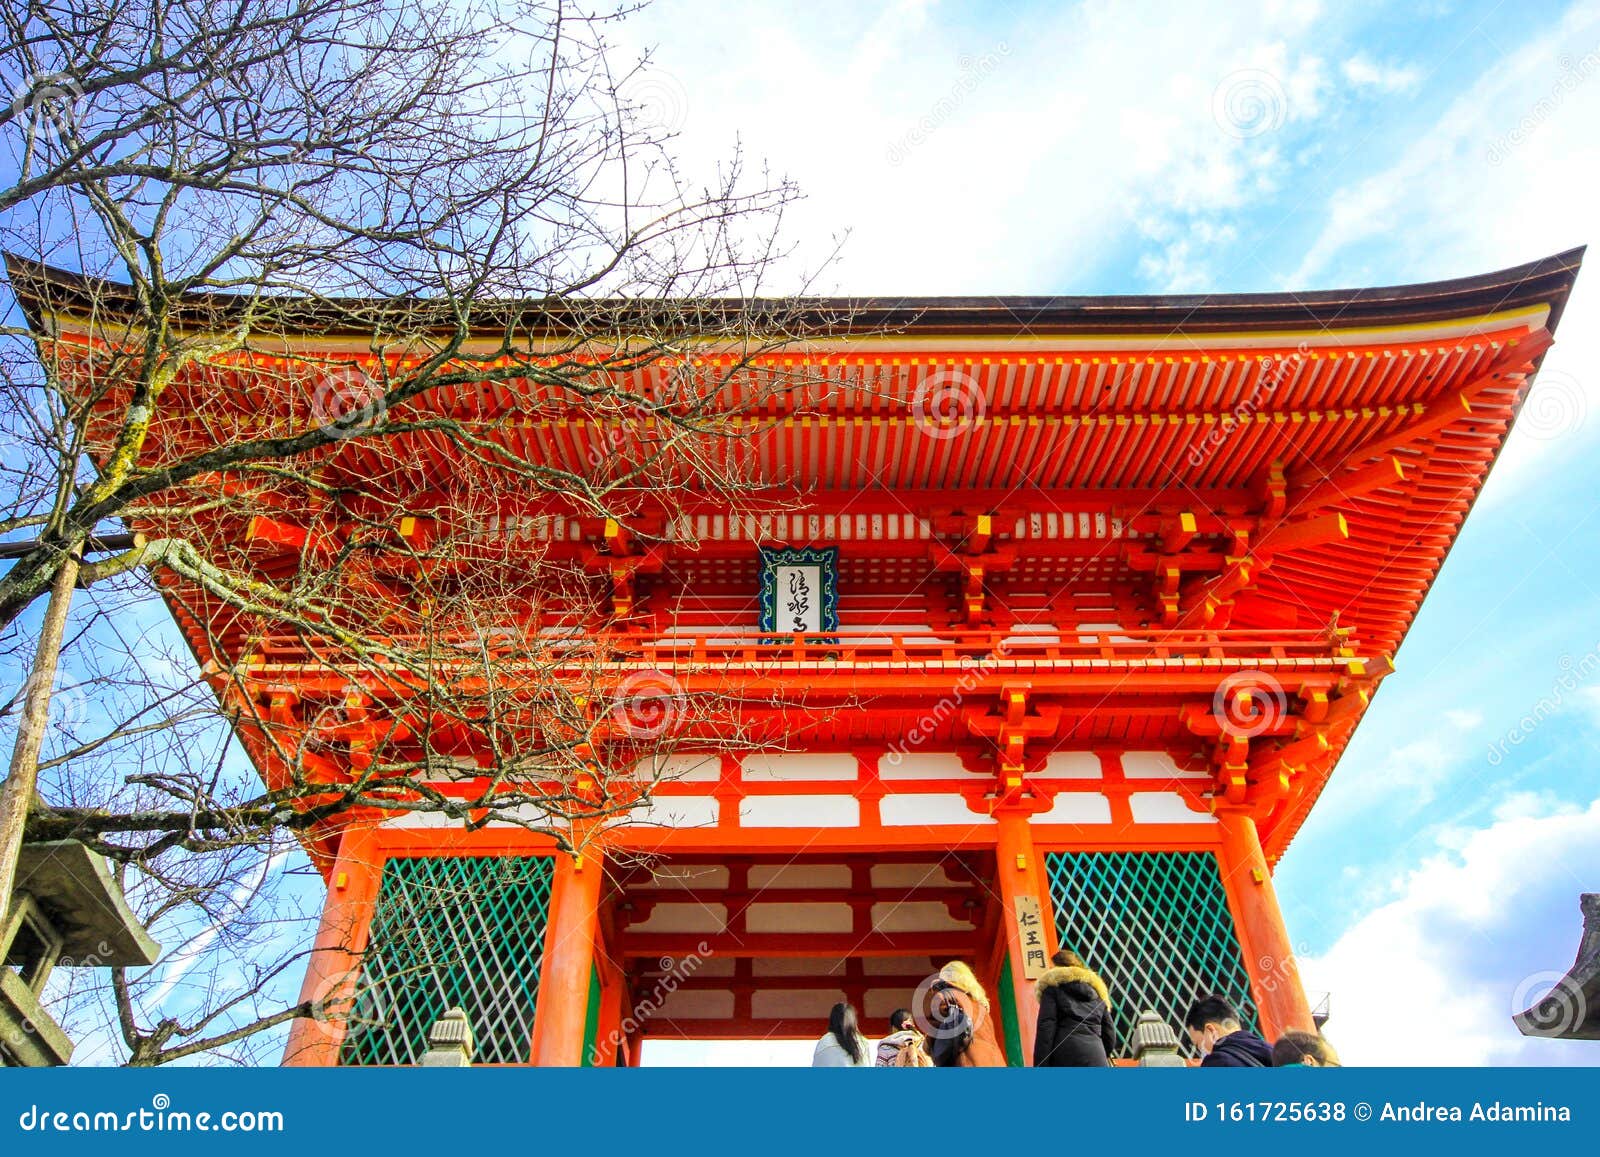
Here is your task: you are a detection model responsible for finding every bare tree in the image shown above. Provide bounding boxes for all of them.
[0,0,831,1064]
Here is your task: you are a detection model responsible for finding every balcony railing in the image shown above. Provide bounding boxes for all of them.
[242,625,1363,679]
[623,626,1353,670]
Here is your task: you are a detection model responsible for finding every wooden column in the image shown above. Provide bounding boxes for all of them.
[587,945,627,1067]
[532,846,604,1066]
[1215,808,1314,1040]
[993,811,1054,1066]
[281,824,384,1066]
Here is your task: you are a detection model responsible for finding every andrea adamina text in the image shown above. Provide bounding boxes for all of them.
[1381,1101,1571,1124]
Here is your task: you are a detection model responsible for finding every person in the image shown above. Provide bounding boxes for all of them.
[1033,949,1115,1067]
[812,1001,873,1067]
[927,961,1007,1067]
[1183,995,1272,1067]
[1272,1030,1341,1067]
[875,1007,932,1067]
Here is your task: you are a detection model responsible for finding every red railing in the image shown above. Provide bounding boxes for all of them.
[244,625,1357,675]
[624,626,1350,669]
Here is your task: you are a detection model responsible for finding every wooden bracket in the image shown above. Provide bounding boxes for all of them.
[963,683,1061,797]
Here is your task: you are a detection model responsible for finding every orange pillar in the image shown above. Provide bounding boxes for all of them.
[994,811,1053,1066]
[531,847,604,1066]
[282,824,384,1066]
[587,946,627,1067]
[1215,809,1314,1040]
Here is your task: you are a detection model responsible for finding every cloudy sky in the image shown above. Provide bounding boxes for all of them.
[630,0,1600,1066]
[7,0,1597,1070]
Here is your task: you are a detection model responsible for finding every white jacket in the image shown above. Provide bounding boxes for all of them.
[812,1031,873,1067]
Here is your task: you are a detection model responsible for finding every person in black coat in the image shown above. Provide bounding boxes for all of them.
[1033,950,1116,1067]
[1184,994,1273,1067]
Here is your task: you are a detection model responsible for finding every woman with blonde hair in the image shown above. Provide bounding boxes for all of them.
[926,961,1007,1067]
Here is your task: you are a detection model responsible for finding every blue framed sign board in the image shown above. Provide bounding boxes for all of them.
[757,546,839,635]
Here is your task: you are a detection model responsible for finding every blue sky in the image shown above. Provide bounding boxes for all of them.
[629,0,1600,1065]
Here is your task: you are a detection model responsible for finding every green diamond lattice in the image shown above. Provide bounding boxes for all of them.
[339,855,553,1066]
[1044,851,1258,1058]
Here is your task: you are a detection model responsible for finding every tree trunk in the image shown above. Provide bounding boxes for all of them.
[0,551,79,927]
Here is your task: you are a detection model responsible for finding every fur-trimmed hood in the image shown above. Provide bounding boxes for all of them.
[1036,965,1110,1007]
[937,961,989,1010]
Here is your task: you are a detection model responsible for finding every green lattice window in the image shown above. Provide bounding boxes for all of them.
[1044,851,1258,1059]
[340,855,553,1066]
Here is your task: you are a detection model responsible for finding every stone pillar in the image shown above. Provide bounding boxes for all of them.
[993,811,1053,1066]
[282,825,383,1066]
[1215,809,1313,1040]
[531,847,603,1066]
[418,1007,474,1066]
[1128,1010,1187,1066]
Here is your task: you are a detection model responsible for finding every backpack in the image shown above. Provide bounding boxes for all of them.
[928,986,974,1067]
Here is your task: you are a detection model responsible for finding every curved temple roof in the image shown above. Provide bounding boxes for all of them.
[5,249,1584,860]
[5,247,1584,339]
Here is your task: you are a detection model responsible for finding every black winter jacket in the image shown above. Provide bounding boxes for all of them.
[1200,1029,1273,1067]
[1033,966,1115,1067]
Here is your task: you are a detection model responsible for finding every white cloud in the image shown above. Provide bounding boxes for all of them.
[1314,705,1484,822]
[1284,3,1600,506]
[1576,685,1600,726]
[1340,53,1422,93]
[1299,795,1600,1065]
[616,0,1351,294]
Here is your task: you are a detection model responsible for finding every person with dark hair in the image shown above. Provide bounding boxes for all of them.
[812,1001,873,1067]
[875,1007,932,1066]
[1272,1030,1341,1067]
[1183,995,1271,1067]
[1033,948,1116,1067]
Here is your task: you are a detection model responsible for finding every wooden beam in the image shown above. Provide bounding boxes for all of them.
[615,932,979,957]
[1293,455,1406,515]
